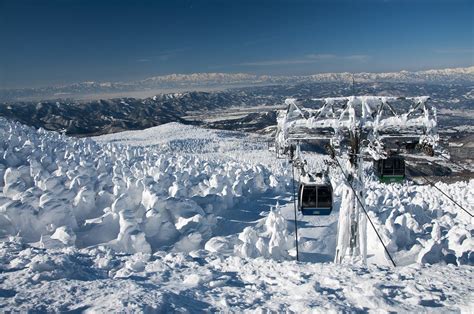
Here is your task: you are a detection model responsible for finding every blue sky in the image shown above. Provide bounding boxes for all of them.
[0,0,473,88]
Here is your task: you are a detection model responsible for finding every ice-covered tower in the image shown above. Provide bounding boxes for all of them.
[275,96,438,265]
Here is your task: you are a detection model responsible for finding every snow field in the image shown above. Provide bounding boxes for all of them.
[0,118,473,311]
[0,239,472,312]
[0,119,288,255]
[1,118,472,266]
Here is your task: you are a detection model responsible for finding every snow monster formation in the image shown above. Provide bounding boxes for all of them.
[0,118,285,254]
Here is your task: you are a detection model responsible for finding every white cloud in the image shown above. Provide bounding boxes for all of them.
[136,48,187,63]
[343,54,370,61]
[239,53,370,66]
[305,54,337,59]
[434,48,474,54]
[240,59,314,66]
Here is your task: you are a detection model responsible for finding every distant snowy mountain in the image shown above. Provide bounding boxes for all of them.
[141,72,259,84]
[1,66,473,101]
[342,66,474,84]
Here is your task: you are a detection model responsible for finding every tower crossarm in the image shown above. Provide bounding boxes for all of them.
[275,96,438,158]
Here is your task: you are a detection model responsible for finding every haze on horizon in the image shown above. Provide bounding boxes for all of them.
[0,0,473,89]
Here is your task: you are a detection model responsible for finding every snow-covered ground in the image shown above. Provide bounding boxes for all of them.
[1,240,472,312]
[0,118,473,311]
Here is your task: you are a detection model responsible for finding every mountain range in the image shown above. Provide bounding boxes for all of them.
[1,80,472,139]
[1,66,473,102]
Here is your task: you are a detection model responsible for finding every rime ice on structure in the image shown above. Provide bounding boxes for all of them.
[275,96,438,265]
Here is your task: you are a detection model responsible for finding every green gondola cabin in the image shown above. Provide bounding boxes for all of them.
[374,156,406,183]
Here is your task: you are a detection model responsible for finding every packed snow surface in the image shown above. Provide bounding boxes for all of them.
[1,240,472,312]
[0,118,473,311]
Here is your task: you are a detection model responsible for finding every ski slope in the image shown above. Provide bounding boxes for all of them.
[0,118,473,311]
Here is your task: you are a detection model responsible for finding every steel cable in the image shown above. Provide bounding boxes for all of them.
[406,163,473,217]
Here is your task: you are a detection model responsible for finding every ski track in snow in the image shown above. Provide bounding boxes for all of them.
[0,119,473,311]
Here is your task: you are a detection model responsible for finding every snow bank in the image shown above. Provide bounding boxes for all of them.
[0,118,287,254]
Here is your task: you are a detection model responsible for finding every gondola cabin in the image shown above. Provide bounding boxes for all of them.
[298,183,333,215]
[374,156,406,183]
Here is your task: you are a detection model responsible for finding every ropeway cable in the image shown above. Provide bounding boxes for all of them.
[334,157,397,267]
[405,164,473,217]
